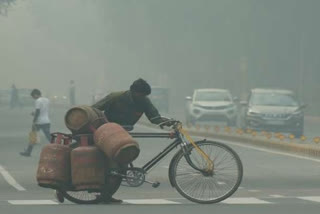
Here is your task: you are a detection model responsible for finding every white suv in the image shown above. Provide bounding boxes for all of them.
[185,89,238,126]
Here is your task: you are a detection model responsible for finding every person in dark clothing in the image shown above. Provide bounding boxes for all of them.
[92,78,170,126]
[91,78,173,203]
[10,84,19,109]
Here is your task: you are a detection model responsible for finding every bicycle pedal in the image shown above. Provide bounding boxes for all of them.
[152,182,160,188]
[144,180,160,188]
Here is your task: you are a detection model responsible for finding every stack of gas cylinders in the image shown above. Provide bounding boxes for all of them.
[36,105,140,191]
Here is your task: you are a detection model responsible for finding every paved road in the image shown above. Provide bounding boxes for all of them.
[0,107,320,214]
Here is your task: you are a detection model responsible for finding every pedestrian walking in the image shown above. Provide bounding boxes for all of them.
[20,89,51,157]
[10,84,19,109]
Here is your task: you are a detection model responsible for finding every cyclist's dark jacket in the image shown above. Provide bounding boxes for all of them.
[92,91,164,126]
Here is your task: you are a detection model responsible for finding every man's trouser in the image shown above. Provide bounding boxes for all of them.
[100,165,127,200]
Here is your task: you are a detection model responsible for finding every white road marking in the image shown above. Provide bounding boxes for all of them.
[222,197,272,204]
[269,194,285,198]
[297,196,320,203]
[8,200,58,205]
[0,165,26,191]
[124,199,180,204]
[8,196,320,205]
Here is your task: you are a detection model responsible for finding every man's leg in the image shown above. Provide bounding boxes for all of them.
[20,125,39,157]
[20,144,33,157]
[39,124,51,142]
[99,165,126,203]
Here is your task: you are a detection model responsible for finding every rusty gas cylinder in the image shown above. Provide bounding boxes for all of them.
[64,105,107,135]
[94,123,140,164]
[36,133,72,189]
[71,135,105,191]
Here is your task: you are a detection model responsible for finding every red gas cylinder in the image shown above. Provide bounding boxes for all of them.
[64,106,107,135]
[94,123,140,164]
[36,133,72,189]
[71,135,106,191]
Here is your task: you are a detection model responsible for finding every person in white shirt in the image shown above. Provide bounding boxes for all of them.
[20,89,51,157]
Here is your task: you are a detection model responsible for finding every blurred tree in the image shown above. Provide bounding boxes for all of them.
[0,0,16,15]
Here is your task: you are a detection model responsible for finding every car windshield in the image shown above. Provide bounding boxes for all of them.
[250,92,299,107]
[195,91,231,102]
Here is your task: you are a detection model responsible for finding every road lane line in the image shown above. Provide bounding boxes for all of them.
[297,196,320,203]
[0,165,26,191]
[222,197,272,204]
[124,199,180,204]
[8,200,58,205]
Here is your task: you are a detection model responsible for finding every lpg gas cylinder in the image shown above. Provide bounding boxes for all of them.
[94,123,140,164]
[36,133,72,189]
[64,105,107,135]
[71,135,105,191]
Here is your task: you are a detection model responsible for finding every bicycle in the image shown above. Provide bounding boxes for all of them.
[60,119,243,204]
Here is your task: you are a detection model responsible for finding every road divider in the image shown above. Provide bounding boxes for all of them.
[138,119,320,158]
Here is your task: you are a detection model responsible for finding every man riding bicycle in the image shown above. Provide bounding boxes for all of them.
[55,78,173,203]
[92,78,174,203]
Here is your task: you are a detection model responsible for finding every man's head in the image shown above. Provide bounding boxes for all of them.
[30,89,41,99]
[130,78,151,103]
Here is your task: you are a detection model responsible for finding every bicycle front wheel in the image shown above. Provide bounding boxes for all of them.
[170,140,243,204]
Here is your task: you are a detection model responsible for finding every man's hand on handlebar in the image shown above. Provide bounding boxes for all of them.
[158,118,180,129]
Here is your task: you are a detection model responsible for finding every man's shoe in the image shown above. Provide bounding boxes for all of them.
[54,190,64,203]
[19,151,31,157]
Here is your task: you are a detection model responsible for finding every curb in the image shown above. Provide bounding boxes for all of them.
[138,120,320,159]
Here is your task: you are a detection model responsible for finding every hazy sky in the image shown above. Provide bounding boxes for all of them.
[0,0,107,103]
[1,0,320,114]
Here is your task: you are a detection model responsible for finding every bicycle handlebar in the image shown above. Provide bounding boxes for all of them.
[158,117,182,130]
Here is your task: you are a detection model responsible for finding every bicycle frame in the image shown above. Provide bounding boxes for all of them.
[129,132,180,172]
[129,130,209,174]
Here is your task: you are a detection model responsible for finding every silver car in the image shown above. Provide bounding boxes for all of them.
[241,88,306,137]
[185,89,238,126]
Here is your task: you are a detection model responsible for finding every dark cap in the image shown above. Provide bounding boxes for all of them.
[130,78,151,95]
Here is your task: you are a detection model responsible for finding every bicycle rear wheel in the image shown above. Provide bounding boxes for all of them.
[61,190,102,204]
[169,140,243,204]
[61,169,124,204]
